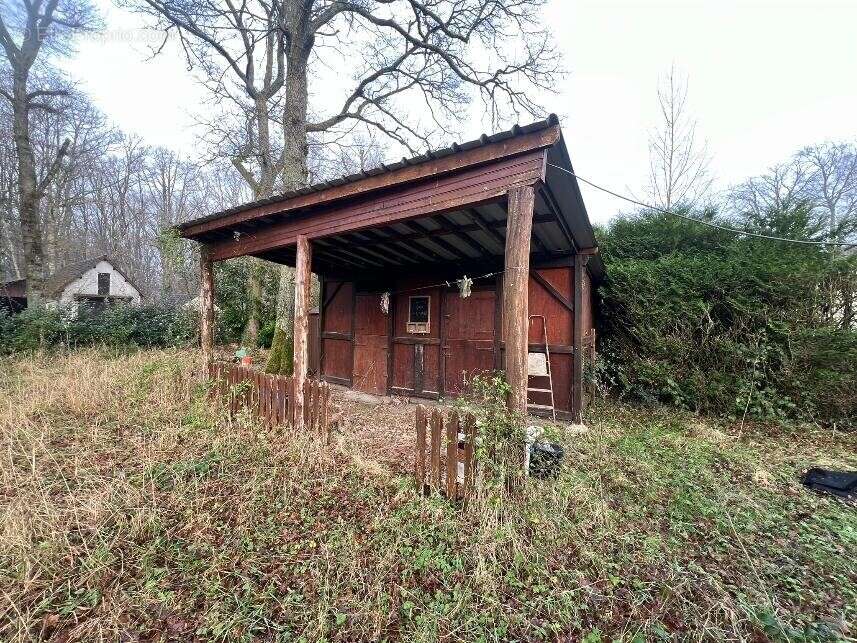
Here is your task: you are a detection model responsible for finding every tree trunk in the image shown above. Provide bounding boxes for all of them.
[13,72,46,302]
[239,92,279,347]
[266,27,311,374]
[242,258,263,346]
[266,265,295,374]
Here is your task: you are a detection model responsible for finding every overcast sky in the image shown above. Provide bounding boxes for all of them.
[59,0,857,224]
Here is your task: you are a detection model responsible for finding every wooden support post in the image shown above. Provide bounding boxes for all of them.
[293,235,312,430]
[572,253,590,422]
[199,245,215,367]
[503,185,535,416]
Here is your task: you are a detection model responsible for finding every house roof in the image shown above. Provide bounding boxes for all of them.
[2,255,143,298]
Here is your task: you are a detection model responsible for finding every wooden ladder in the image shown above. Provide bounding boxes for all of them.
[527,314,556,420]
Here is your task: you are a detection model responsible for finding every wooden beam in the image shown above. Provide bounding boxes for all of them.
[361,228,445,263]
[315,239,384,268]
[206,151,545,260]
[180,125,560,239]
[436,214,491,256]
[386,292,395,395]
[469,209,506,251]
[199,245,215,366]
[404,220,470,260]
[348,234,416,265]
[350,232,420,264]
[319,276,326,381]
[541,182,577,252]
[493,272,503,370]
[322,281,344,310]
[345,215,550,248]
[571,253,590,422]
[293,235,312,430]
[503,185,535,416]
[311,245,365,269]
[531,270,574,312]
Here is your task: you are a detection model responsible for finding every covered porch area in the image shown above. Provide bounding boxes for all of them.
[178,116,603,422]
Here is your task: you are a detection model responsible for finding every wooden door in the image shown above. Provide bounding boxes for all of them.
[353,294,388,395]
[442,290,496,395]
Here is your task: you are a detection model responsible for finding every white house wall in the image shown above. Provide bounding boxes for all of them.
[58,261,142,305]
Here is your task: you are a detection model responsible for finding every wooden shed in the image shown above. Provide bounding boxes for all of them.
[178,116,603,422]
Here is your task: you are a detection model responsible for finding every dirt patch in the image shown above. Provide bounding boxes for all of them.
[332,391,437,476]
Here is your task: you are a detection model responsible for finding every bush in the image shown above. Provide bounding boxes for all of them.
[597,208,857,427]
[0,302,199,354]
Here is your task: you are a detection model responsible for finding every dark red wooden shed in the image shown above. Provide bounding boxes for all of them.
[178,116,603,422]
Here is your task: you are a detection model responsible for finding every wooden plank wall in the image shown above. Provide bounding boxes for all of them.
[391,278,444,398]
[316,264,596,415]
[320,280,354,385]
[353,293,388,395]
[527,266,575,412]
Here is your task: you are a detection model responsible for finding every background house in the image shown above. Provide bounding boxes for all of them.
[1,256,143,314]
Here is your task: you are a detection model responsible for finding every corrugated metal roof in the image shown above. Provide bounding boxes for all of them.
[176,114,560,231]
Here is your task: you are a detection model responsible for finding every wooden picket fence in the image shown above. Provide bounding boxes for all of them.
[414,405,477,500]
[208,361,332,441]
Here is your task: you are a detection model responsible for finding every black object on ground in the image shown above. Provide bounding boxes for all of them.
[801,468,857,499]
[529,442,564,478]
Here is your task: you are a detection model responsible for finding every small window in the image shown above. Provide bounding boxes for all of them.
[407,295,430,334]
[97,272,110,296]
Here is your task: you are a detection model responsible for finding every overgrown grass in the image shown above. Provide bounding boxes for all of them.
[1,349,854,641]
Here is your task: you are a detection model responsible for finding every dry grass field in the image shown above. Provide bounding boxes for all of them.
[1,349,854,642]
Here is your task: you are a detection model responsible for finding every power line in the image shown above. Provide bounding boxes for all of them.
[547,163,857,249]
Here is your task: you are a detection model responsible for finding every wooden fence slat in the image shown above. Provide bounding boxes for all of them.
[463,414,476,499]
[262,373,269,425]
[228,365,236,417]
[320,383,330,442]
[415,405,427,495]
[252,370,258,419]
[303,380,311,427]
[430,409,442,491]
[268,376,272,422]
[260,373,266,424]
[271,375,286,426]
[256,371,261,420]
[289,377,296,427]
[284,376,289,426]
[446,412,459,499]
[312,381,321,434]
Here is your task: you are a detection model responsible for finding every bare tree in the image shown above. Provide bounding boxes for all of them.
[0,0,97,300]
[729,156,813,224]
[799,142,857,243]
[647,65,711,210]
[127,0,560,369]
